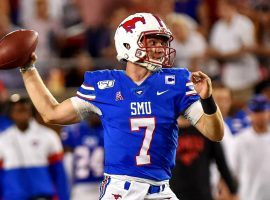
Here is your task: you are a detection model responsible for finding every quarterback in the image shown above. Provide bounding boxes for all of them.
[19,13,224,200]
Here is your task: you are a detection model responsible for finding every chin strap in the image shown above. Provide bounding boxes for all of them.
[135,61,162,72]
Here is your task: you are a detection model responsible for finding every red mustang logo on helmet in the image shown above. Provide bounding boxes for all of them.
[112,194,122,199]
[120,17,146,33]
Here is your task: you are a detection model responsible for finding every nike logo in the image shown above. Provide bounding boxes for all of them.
[157,90,169,95]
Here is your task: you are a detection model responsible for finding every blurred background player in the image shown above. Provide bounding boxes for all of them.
[213,83,250,136]
[0,96,69,200]
[168,13,207,72]
[211,83,239,200]
[61,113,104,200]
[231,94,270,200]
[0,81,12,132]
[170,117,238,200]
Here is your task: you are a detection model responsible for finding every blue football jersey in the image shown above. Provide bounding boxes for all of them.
[76,68,200,181]
[0,116,13,132]
[225,110,250,135]
[61,121,104,184]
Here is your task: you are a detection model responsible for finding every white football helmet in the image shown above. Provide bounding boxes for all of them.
[114,13,176,71]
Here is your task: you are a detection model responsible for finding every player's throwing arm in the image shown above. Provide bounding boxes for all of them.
[191,71,224,141]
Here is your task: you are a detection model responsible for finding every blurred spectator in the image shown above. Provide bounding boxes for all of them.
[74,0,128,58]
[212,84,237,165]
[168,13,207,71]
[170,117,238,200]
[129,0,157,13]
[84,26,110,58]
[197,0,219,38]
[213,83,250,136]
[64,51,95,87]
[233,0,256,21]
[46,68,66,95]
[57,0,85,57]
[208,0,260,107]
[0,81,9,112]
[23,0,62,62]
[233,0,270,22]
[244,3,270,77]
[0,68,24,89]
[19,0,64,26]
[231,94,270,200]
[101,8,130,61]
[254,79,270,101]
[212,83,241,200]
[0,81,12,132]
[9,0,20,25]
[0,96,70,200]
[61,114,104,200]
[174,0,202,22]
[0,0,10,15]
[74,0,126,29]
[228,1,270,79]
[61,0,82,28]
[0,12,24,89]
[227,110,251,136]
[155,0,175,21]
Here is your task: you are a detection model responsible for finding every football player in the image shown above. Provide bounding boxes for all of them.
[61,114,104,200]
[0,97,69,200]
[19,13,224,199]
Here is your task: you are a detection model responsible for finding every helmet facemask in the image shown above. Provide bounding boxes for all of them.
[135,32,176,71]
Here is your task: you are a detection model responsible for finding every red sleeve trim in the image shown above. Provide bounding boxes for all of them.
[0,160,3,169]
[48,152,64,164]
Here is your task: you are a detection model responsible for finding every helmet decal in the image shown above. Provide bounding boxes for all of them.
[152,15,164,27]
[120,17,146,33]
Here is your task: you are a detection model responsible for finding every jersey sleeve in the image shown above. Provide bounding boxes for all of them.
[76,71,97,102]
[60,126,75,148]
[0,137,3,168]
[74,71,113,117]
[46,129,64,164]
[47,131,70,200]
[175,68,200,114]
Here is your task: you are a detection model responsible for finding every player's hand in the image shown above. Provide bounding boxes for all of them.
[190,71,212,99]
[20,53,37,72]
[23,52,37,67]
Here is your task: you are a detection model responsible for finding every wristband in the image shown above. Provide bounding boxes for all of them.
[200,95,217,115]
[20,63,35,73]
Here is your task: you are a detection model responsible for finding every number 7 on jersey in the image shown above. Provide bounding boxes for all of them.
[130,117,156,165]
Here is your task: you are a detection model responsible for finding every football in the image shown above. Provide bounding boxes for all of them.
[0,29,38,70]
